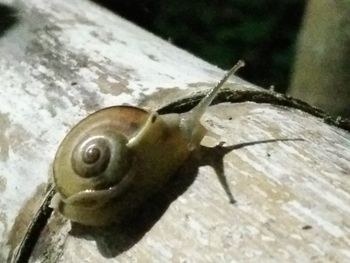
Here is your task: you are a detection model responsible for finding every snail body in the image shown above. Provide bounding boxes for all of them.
[52,61,244,226]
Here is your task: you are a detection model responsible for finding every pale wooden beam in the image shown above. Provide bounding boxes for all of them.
[0,1,349,262]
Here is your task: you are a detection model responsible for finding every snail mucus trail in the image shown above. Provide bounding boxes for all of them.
[52,61,245,226]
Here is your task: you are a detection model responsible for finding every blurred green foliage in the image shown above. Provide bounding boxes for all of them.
[93,0,305,92]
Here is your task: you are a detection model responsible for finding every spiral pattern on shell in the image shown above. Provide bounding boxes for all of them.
[53,106,150,199]
[71,131,130,182]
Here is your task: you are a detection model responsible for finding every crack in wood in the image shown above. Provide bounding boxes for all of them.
[158,89,350,132]
[10,186,55,263]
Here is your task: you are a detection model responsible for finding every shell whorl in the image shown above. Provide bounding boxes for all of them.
[53,106,150,199]
[71,130,131,183]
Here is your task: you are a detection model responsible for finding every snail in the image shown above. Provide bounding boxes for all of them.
[52,61,244,226]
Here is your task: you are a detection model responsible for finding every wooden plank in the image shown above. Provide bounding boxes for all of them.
[0,0,349,262]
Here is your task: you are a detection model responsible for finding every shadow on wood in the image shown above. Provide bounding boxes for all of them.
[69,153,199,257]
[199,138,304,205]
[67,138,302,258]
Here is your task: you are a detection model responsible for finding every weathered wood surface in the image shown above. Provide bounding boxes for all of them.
[0,0,349,262]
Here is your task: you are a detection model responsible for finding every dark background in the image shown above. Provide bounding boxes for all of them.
[92,0,305,92]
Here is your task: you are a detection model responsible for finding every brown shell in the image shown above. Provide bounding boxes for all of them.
[69,106,151,139]
[53,106,151,198]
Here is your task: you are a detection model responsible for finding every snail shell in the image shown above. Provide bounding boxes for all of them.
[53,106,191,226]
[52,61,244,226]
